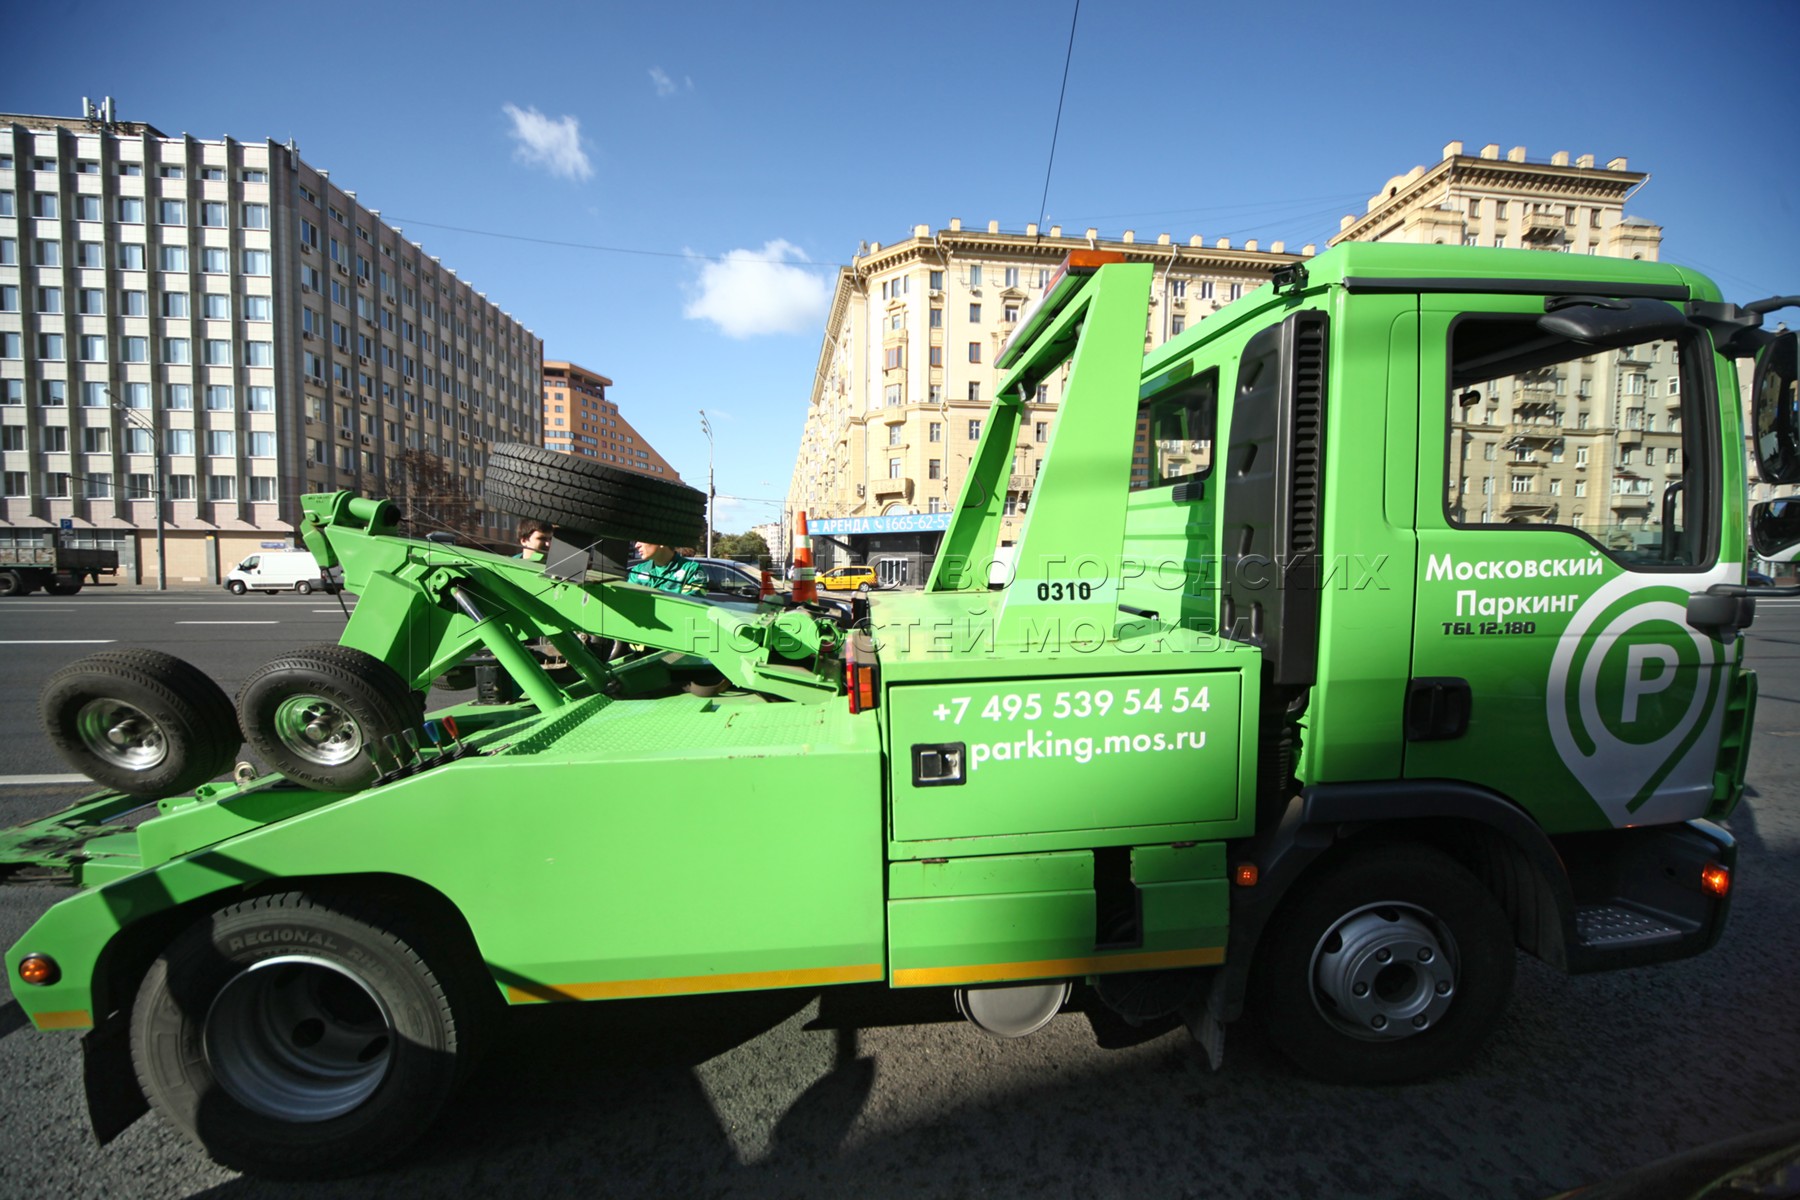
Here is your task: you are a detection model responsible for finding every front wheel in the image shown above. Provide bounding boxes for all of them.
[227,580,248,595]
[1253,843,1515,1084]
[131,892,482,1179]
[295,580,313,595]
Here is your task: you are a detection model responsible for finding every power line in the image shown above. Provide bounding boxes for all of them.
[1037,0,1082,231]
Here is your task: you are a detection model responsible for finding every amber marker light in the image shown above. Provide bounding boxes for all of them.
[18,954,59,986]
[1701,863,1731,897]
[1232,863,1259,888]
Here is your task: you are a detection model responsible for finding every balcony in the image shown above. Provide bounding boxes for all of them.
[870,476,913,501]
[1522,213,1567,245]
[1009,474,1032,493]
[1507,421,1561,442]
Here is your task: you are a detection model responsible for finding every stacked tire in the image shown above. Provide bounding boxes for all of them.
[483,442,707,549]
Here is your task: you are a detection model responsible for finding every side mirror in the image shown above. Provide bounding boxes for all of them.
[1751,330,1800,484]
[1750,496,1800,560]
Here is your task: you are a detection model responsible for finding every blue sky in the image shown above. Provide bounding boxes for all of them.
[12,0,1798,533]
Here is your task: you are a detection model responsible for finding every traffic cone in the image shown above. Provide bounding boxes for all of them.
[758,568,776,603]
[791,512,818,604]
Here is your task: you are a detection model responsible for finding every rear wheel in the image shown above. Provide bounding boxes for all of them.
[130,891,484,1179]
[1254,843,1515,1084]
[295,580,313,595]
[237,645,418,791]
[0,569,28,596]
[45,577,83,595]
[483,441,706,547]
[40,649,241,797]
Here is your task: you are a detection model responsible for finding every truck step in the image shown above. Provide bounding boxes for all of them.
[1575,904,1684,948]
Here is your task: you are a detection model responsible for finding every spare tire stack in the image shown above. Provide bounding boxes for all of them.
[483,442,707,550]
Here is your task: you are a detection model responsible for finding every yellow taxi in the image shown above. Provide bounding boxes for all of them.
[818,565,877,592]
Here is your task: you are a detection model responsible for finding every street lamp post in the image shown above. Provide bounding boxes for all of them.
[699,410,715,558]
[111,391,167,590]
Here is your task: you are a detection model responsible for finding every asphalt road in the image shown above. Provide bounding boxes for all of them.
[2,587,1798,1199]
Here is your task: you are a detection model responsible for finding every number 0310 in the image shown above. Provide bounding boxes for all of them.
[1036,581,1093,601]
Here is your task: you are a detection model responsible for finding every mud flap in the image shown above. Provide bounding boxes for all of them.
[82,1011,147,1144]
[1181,997,1225,1072]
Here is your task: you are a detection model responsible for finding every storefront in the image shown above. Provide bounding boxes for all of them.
[808,512,952,590]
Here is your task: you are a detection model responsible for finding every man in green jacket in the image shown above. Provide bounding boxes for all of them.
[627,541,705,595]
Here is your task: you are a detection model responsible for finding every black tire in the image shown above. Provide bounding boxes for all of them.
[857,582,872,594]
[1253,843,1515,1084]
[295,580,313,595]
[227,580,247,595]
[130,891,483,1179]
[0,569,26,597]
[482,442,706,547]
[41,650,241,798]
[46,578,82,595]
[237,645,418,791]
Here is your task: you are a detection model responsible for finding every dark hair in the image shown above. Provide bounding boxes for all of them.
[517,518,553,542]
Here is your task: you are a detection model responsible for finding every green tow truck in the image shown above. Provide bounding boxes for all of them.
[5,244,1798,1178]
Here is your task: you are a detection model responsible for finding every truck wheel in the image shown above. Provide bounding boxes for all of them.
[483,441,706,548]
[41,650,241,798]
[0,569,27,596]
[130,892,479,1179]
[237,645,418,792]
[45,578,83,595]
[1253,843,1515,1084]
[228,580,248,595]
[295,580,313,595]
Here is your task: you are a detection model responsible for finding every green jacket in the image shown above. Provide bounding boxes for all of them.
[626,553,706,595]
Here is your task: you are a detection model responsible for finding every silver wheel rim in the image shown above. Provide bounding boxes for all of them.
[1308,902,1457,1043]
[204,954,395,1122]
[272,694,365,766]
[74,698,168,771]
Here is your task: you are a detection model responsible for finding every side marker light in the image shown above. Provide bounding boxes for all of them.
[1232,863,1259,888]
[18,954,60,986]
[1701,863,1730,897]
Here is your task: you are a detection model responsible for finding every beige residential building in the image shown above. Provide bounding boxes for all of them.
[791,141,1686,580]
[542,360,680,481]
[789,220,1311,581]
[1335,140,1673,540]
[0,102,542,583]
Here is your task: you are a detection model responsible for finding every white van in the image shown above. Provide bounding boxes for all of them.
[225,550,332,595]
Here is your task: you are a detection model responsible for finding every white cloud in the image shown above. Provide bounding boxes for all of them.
[649,67,692,97]
[684,241,830,339]
[501,103,592,181]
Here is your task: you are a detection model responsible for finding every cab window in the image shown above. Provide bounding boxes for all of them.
[1445,317,1709,568]
[1132,368,1217,492]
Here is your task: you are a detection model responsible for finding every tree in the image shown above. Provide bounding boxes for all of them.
[712,530,772,567]
[388,449,483,541]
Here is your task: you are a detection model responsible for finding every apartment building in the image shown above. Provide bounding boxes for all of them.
[1334,141,1672,543]
[789,220,1312,583]
[790,141,1676,583]
[0,102,542,583]
[542,360,680,481]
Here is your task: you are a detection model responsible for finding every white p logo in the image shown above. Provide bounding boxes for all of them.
[1622,644,1679,723]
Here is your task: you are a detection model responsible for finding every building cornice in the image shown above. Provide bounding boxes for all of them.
[1333,153,1649,246]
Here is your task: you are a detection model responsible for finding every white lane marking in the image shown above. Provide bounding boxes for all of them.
[0,639,117,644]
[0,774,90,786]
[176,620,279,625]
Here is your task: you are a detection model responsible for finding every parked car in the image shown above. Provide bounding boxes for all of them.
[691,557,772,602]
[1749,569,1775,587]
[818,565,878,593]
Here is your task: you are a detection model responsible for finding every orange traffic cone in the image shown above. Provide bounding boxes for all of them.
[791,512,818,604]
[758,568,776,603]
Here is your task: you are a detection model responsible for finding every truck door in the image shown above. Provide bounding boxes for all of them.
[1407,293,1735,832]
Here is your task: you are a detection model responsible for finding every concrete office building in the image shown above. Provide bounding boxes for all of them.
[0,101,542,584]
[542,360,681,481]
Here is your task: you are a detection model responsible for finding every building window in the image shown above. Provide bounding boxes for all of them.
[1035,421,1047,442]
[929,421,942,442]
[206,385,234,411]
[0,284,15,311]
[82,427,111,453]
[75,194,101,221]
[968,265,982,287]
[36,240,61,267]
[243,249,271,275]
[929,345,942,367]
[38,333,65,360]
[31,193,58,219]
[207,430,235,457]
[968,419,982,440]
[204,339,231,365]
[162,337,191,365]
[1171,317,1185,335]
[207,475,235,501]
[243,296,271,321]
[201,201,227,227]
[969,303,981,323]
[242,203,269,229]
[117,243,146,271]
[0,379,19,403]
[40,379,66,406]
[158,199,185,225]
[888,425,902,447]
[928,458,941,480]
[162,292,189,318]
[205,293,231,319]
[165,383,192,410]
[249,476,277,501]
[248,386,274,412]
[968,382,980,403]
[37,286,62,313]
[79,335,106,361]
[245,341,272,367]
[888,457,902,479]
[159,244,187,272]
[968,342,981,363]
[76,241,103,268]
